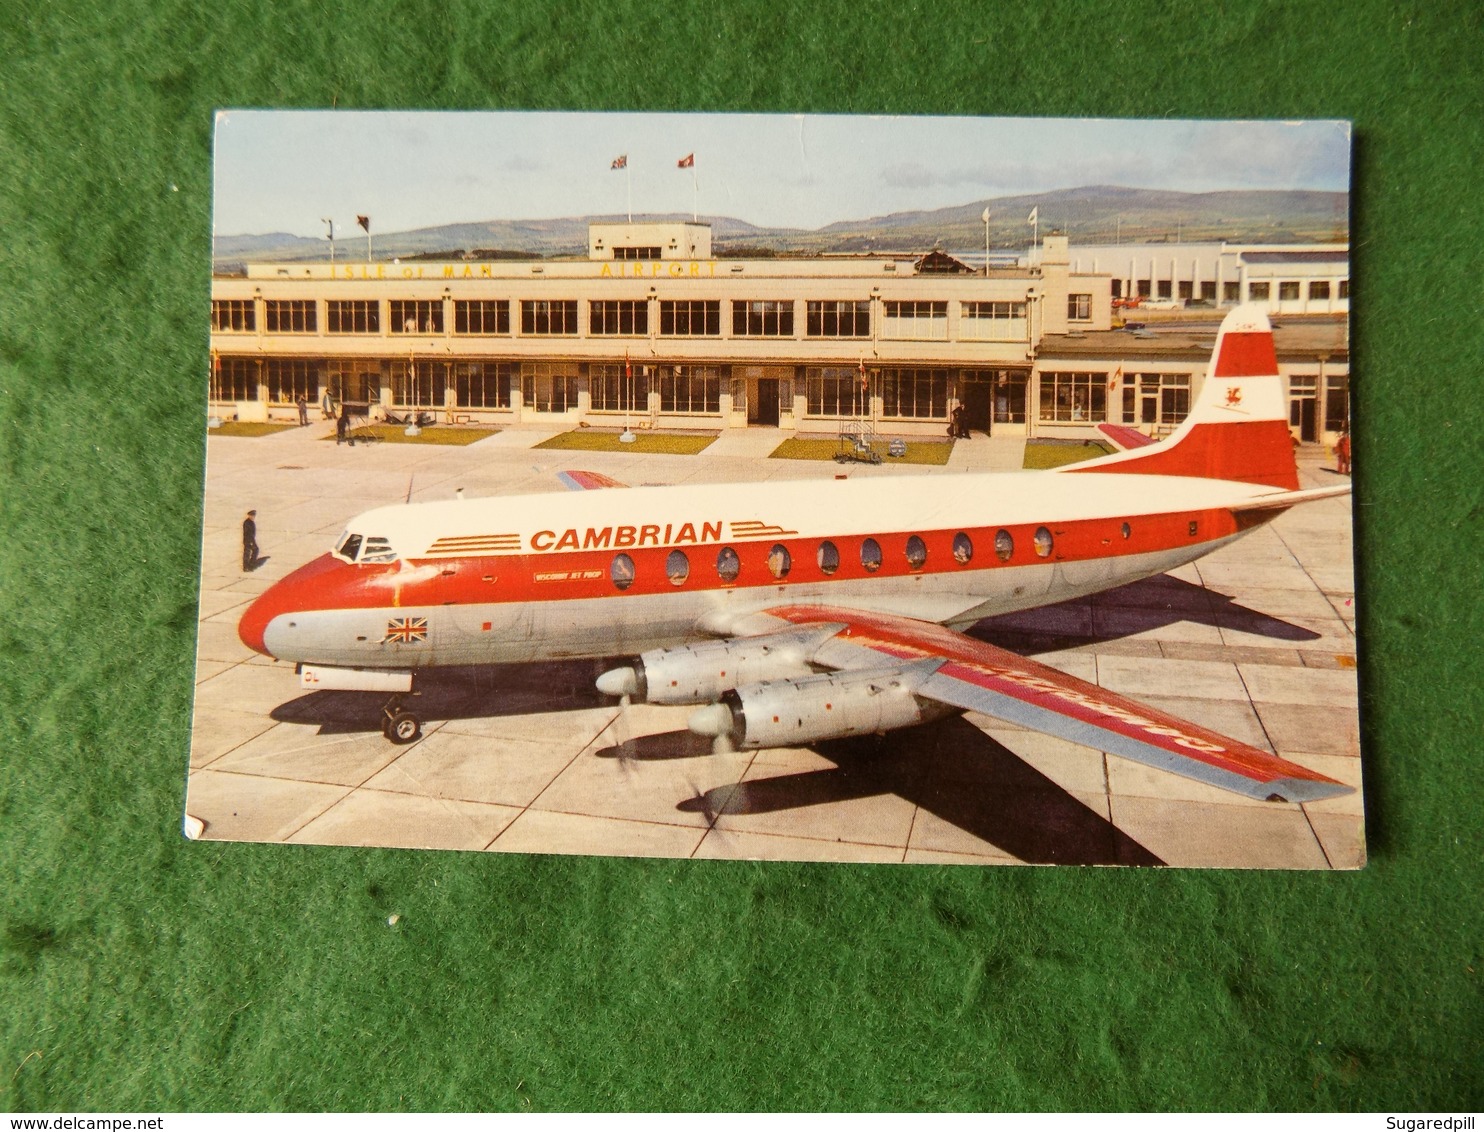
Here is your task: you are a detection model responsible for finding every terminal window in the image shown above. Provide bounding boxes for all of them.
[265,358,320,404]
[1067,293,1092,321]
[520,300,578,336]
[882,301,948,340]
[454,300,510,335]
[880,368,949,420]
[452,361,513,408]
[1039,371,1107,423]
[327,300,381,334]
[1248,282,1271,301]
[660,300,721,336]
[1223,281,1241,302]
[265,300,317,334]
[960,301,1026,341]
[1308,281,1331,301]
[211,357,257,401]
[805,366,871,417]
[390,360,445,408]
[212,299,255,332]
[1338,280,1349,299]
[657,366,722,414]
[806,300,870,338]
[590,363,650,412]
[390,300,444,335]
[590,300,649,336]
[1278,281,1301,301]
[733,300,794,337]
[613,246,661,260]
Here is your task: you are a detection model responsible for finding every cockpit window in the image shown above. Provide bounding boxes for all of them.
[333,531,397,564]
[360,537,397,563]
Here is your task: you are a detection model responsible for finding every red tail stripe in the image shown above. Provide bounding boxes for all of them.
[1213,331,1279,378]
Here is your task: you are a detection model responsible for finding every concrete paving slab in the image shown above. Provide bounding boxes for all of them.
[1238,663,1358,708]
[1306,811,1367,870]
[1109,795,1330,870]
[692,827,906,863]
[1095,654,1247,701]
[287,789,522,850]
[1253,702,1362,759]
[188,770,352,843]
[361,730,580,808]
[491,809,708,859]
[209,722,405,788]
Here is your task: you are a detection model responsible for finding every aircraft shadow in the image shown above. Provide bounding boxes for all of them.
[269,658,617,734]
[659,716,1163,867]
[970,572,1320,652]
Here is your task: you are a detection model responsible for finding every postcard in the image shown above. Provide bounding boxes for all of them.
[189,112,1360,867]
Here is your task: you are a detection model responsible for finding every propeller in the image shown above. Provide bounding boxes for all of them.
[687,701,738,756]
[596,665,642,770]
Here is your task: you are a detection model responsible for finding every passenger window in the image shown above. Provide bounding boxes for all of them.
[610,553,636,591]
[817,541,840,575]
[1188,520,1199,536]
[1121,522,1131,540]
[994,529,1013,562]
[860,538,883,573]
[665,549,690,586]
[905,535,927,571]
[716,546,740,583]
[767,543,791,580]
[1034,526,1054,558]
[952,532,973,564]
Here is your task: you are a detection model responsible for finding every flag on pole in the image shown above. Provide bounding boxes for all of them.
[356,215,370,232]
[677,153,694,168]
[981,207,991,223]
[611,155,627,169]
[1026,206,1038,226]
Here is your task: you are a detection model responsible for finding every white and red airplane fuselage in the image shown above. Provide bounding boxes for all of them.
[235,306,1352,803]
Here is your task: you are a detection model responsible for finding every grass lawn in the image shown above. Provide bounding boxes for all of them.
[770,437,954,466]
[1022,438,1115,469]
[534,430,716,455]
[206,421,299,438]
[330,424,501,446]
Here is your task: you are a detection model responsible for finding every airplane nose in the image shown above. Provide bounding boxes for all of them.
[238,592,273,655]
[237,552,351,658]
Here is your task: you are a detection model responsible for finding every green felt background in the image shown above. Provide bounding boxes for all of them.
[2,0,1480,1113]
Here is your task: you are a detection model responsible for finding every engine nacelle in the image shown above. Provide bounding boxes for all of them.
[596,624,842,705]
[688,660,953,750]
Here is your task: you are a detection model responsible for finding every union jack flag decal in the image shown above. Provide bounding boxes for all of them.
[383,616,428,644]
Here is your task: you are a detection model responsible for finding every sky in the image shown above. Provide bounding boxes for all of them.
[213,111,1351,237]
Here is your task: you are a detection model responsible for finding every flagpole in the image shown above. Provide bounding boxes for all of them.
[627,164,632,223]
[982,207,990,277]
[692,161,698,223]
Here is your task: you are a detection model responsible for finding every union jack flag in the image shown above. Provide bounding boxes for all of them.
[383,616,428,644]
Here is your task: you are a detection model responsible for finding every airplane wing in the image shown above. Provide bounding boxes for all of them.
[1096,423,1160,451]
[556,469,629,490]
[734,604,1351,804]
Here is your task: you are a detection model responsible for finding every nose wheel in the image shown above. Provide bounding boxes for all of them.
[381,695,422,744]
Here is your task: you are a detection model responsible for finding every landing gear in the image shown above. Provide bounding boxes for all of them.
[380,694,422,744]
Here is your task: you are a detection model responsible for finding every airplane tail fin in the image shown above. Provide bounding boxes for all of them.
[1062,304,1299,490]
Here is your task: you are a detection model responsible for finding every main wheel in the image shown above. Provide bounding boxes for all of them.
[384,710,422,744]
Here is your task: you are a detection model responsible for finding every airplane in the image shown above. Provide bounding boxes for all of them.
[237,305,1355,806]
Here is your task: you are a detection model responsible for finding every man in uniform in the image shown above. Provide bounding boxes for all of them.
[242,509,259,572]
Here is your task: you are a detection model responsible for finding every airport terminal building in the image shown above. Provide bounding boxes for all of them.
[210,221,1350,442]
